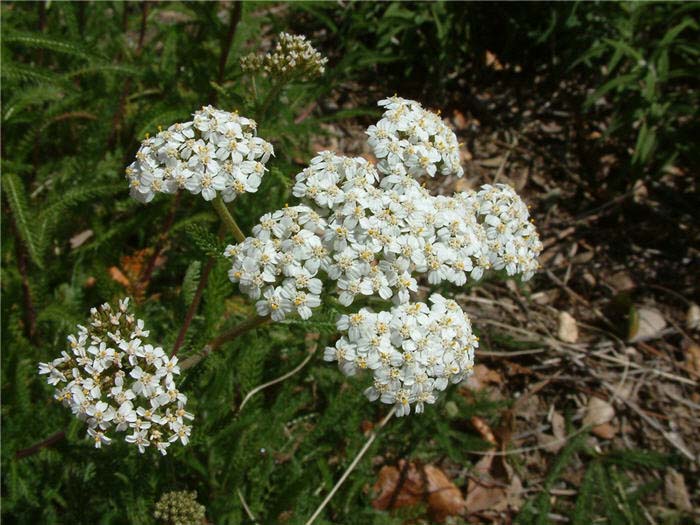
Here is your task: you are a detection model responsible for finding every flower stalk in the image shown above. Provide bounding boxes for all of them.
[212,195,246,243]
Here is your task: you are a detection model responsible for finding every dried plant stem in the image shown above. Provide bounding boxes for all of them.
[239,338,317,411]
[139,192,180,288]
[212,196,246,243]
[237,488,258,523]
[15,430,66,459]
[211,1,243,105]
[304,407,397,525]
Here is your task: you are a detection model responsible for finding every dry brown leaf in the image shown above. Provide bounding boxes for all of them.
[608,271,635,292]
[685,342,700,375]
[583,397,615,427]
[686,303,700,330]
[471,416,498,446]
[108,266,130,288]
[466,364,503,390]
[485,50,504,70]
[465,454,522,514]
[592,422,617,440]
[629,306,667,343]
[372,461,424,511]
[558,311,579,343]
[531,289,560,305]
[69,229,93,249]
[452,109,469,130]
[372,461,465,522]
[424,464,466,521]
[665,468,692,511]
[551,411,566,441]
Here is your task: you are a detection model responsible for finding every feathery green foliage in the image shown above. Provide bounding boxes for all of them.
[2,2,681,524]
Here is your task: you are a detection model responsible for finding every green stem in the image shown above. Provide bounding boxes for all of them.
[212,195,246,243]
[251,75,258,104]
[257,80,284,122]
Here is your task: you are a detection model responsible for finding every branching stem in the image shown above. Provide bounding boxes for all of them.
[179,315,269,370]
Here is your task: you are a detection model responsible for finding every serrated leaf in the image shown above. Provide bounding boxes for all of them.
[2,173,44,269]
[182,261,202,305]
[2,31,103,61]
[186,224,227,258]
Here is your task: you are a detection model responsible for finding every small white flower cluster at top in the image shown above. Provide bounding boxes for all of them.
[367,96,464,179]
[324,294,477,416]
[240,32,328,80]
[126,105,274,204]
[224,96,542,415]
[38,299,193,454]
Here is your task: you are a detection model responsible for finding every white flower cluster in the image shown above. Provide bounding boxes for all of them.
[126,106,273,203]
[225,205,327,322]
[226,152,540,324]
[324,294,477,416]
[477,184,542,280]
[223,96,542,415]
[240,32,328,80]
[38,299,193,454]
[367,96,464,178]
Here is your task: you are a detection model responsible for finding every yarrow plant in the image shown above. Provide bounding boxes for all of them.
[38,29,540,468]
[38,299,193,454]
[224,96,542,415]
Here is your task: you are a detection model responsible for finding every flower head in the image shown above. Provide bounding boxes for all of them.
[126,106,273,204]
[240,32,327,80]
[325,294,477,416]
[38,298,193,454]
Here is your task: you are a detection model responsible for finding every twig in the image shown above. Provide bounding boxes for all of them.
[107,2,148,150]
[464,426,589,456]
[139,192,180,287]
[304,407,397,525]
[602,382,697,462]
[479,348,547,357]
[545,270,617,331]
[179,315,269,370]
[171,258,215,358]
[237,488,258,523]
[590,351,697,387]
[239,338,317,411]
[15,430,66,459]
[211,1,243,105]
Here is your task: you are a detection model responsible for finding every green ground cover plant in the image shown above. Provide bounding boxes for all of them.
[2,2,692,525]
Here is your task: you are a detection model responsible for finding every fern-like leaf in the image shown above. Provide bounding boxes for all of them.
[182,261,202,305]
[2,173,44,269]
[2,31,103,61]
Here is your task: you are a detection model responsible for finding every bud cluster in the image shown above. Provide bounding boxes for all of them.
[240,32,327,80]
[38,299,193,454]
[154,490,206,525]
[126,106,273,203]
